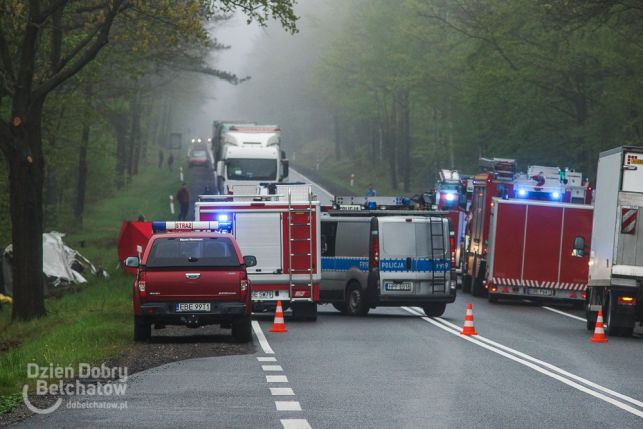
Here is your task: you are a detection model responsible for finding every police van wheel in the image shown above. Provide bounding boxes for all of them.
[422,303,446,317]
[134,316,151,342]
[346,283,369,316]
[332,302,347,314]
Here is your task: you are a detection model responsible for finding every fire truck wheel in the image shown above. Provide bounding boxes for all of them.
[462,274,472,294]
[422,303,446,317]
[346,283,369,316]
[232,318,252,343]
[134,316,151,342]
[332,302,348,314]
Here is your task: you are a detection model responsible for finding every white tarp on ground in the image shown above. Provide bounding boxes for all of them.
[2,232,107,293]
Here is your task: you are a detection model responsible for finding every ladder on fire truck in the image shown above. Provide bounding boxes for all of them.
[287,187,315,302]
[429,217,449,294]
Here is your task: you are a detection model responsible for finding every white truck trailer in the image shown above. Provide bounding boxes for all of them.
[575,146,643,336]
[214,125,289,194]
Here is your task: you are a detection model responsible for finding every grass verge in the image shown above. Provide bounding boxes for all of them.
[0,160,180,407]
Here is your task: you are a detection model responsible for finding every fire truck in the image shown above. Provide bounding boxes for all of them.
[433,169,469,273]
[462,158,592,299]
[194,185,320,320]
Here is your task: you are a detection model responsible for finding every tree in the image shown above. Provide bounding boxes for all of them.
[0,0,297,321]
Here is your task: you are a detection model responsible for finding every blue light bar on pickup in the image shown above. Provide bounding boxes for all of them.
[152,221,220,233]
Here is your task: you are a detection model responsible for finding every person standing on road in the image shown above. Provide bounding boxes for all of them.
[176,183,190,221]
[366,184,377,197]
[167,153,174,171]
[158,150,164,168]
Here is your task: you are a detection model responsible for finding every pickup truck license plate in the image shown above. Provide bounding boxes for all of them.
[527,288,553,296]
[252,291,274,299]
[385,282,413,292]
[175,303,211,312]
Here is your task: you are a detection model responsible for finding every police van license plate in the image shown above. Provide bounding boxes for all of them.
[527,288,553,296]
[252,291,274,299]
[175,303,211,312]
[385,282,413,292]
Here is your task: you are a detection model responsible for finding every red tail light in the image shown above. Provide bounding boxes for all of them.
[370,232,379,269]
[137,280,147,299]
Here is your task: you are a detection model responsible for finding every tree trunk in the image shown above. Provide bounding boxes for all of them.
[6,100,47,320]
[388,96,398,190]
[333,115,341,161]
[74,120,90,224]
[401,90,411,192]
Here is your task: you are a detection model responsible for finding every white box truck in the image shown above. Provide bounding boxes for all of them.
[574,146,643,336]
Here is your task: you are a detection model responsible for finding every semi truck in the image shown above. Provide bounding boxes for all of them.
[213,124,289,194]
[576,146,643,336]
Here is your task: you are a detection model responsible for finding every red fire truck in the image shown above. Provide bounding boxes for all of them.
[433,169,469,272]
[462,158,593,299]
[486,199,593,303]
[194,185,321,320]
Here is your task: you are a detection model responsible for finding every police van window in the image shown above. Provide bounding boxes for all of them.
[147,237,240,268]
[321,221,338,257]
[382,222,445,258]
[335,221,369,257]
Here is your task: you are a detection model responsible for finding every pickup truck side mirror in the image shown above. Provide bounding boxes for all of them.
[124,256,140,268]
[572,236,587,257]
[243,255,257,268]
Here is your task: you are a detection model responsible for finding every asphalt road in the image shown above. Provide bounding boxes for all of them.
[15,165,643,428]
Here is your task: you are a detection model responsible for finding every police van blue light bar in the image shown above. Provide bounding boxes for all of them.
[152,221,220,233]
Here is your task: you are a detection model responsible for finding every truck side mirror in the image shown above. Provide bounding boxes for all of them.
[216,160,225,177]
[243,255,257,267]
[280,150,287,160]
[572,236,585,257]
[282,159,289,178]
[124,256,140,268]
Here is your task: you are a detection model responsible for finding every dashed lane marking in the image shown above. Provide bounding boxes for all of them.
[270,387,295,396]
[281,419,313,429]
[541,305,587,322]
[252,320,275,354]
[275,401,302,411]
[262,365,283,372]
[267,375,289,383]
[257,357,278,362]
[402,307,643,419]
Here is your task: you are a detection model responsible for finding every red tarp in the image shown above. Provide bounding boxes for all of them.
[117,221,153,275]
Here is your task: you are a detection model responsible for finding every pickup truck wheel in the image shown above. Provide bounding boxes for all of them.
[232,318,252,343]
[134,316,151,342]
[423,303,446,317]
[332,302,347,314]
[346,283,369,316]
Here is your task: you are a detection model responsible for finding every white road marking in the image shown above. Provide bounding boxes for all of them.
[275,401,302,411]
[289,168,334,200]
[542,306,587,322]
[262,365,283,372]
[271,387,295,396]
[267,375,289,383]
[252,320,275,354]
[402,307,643,419]
[281,419,313,429]
[257,357,277,362]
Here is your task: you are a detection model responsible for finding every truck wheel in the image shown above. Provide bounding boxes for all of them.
[471,278,481,297]
[232,318,252,343]
[604,294,622,337]
[292,302,318,321]
[462,274,472,293]
[423,303,446,317]
[332,302,347,314]
[134,316,151,342]
[585,302,596,331]
[346,283,369,316]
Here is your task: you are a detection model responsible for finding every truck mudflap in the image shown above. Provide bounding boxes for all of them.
[488,278,587,301]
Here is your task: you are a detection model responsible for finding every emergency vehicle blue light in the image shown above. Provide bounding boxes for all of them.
[152,221,166,232]
[366,201,377,210]
[552,191,561,200]
[445,192,455,202]
[517,188,527,197]
[217,213,230,222]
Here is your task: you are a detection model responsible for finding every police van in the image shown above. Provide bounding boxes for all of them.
[320,200,456,316]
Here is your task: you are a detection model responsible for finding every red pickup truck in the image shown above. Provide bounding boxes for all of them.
[125,226,256,343]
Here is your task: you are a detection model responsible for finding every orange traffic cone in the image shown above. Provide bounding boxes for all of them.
[460,303,478,336]
[590,309,608,343]
[270,300,288,333]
